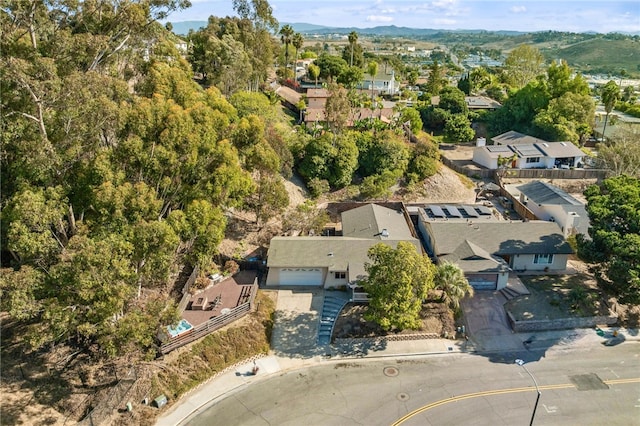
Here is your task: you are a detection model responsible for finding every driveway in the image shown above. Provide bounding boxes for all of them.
[461,291,523,351]
[270,288,326,357]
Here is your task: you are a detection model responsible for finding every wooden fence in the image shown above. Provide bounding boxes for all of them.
[160,286,257,355]
[441,156,609,181]
[177,266,199,314]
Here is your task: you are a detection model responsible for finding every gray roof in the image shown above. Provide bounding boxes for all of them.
[426,221,573,256]
[492,130,549,145]
[342,204,414,240]
[534,142,584,158]
[267,204,420,280]
[516,181,582,206]
[511,144,544,158]
[441,240,510,273]
[267,237,421,280]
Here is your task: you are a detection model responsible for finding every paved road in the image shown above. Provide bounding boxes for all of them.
[186,344,639,425]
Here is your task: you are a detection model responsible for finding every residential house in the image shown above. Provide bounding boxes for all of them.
[357,68,399,96]
[431,96,502,111]
[266,204,420,288]
[416,205,574,290]
[302,89,396,128]
[491,130,549,146]
[504,181,590,237]
[473,141,584,170]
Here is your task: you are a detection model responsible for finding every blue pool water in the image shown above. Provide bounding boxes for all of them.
[167,319,193,338]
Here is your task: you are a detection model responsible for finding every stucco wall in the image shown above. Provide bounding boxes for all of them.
[511,253,569,271]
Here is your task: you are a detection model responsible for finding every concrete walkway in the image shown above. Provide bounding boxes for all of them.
[155,288,640,426]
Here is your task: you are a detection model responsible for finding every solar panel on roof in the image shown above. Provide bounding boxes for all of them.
[486,145,512,153]
[462,206,479,217]
[513,145,542,157]
[476,205,492,215]
[427,205,445,217]
[444,206,462,217]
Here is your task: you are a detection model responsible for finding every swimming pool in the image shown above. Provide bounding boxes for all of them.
[166,319,193,338]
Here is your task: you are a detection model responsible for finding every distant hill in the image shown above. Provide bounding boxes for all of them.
[543,38,640,76]
[170,21,207,35]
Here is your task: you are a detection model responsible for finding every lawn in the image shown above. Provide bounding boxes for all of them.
[505,273,610,321]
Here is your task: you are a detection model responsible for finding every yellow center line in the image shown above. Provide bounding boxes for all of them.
[392,378,640,426]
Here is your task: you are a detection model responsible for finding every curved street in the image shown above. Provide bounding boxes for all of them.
[185,344,639,426]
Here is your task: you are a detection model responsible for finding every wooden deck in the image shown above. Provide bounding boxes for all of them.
[181,271,258,327]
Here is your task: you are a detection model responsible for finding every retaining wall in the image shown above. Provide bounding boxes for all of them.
[506,310,618,332]
[334,332,440,346]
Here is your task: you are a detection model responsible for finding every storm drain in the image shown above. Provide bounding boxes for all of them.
[384,366,399,377]
[397,392,410,401]
[569,373,609,391]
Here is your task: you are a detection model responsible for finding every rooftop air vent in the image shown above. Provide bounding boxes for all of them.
[381,229,389,237]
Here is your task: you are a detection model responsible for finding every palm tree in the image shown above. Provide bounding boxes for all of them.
[434,262,474,310]
[601,80,620,143]
[292,32,304,80]
[348,31,358,67]
[279,24,294,76]
[308,63,320,88]
[367,60,378,102]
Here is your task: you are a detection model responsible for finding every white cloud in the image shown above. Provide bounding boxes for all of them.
[366,15,394,22]
[434,18,457,25]
[510,6,527,13]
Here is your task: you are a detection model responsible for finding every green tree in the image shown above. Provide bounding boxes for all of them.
[578,176,640,304]
[601,80,621,143]
[444,114,474,142]
[314,53,348,82]
[308,63,320,87]
[504,44,545,88]
[439,86,468,115]
[292,32,304,76]
[362,242,436,330]
[367,61,379,101]
[324,82,352,134]
[348,31,358,67]
[597,124,640,177]
[425,60,446,95]
[434,262,474,310]
[279,24,294,73]
[398,107,423,134]
[533,92,595,143]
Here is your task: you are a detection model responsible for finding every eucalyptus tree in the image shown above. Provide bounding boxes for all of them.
[601,80,621,142]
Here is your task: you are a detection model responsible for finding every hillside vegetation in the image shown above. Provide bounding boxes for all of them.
[543,38,640,76]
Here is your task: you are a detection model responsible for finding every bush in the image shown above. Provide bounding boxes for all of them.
[308,178,330,198]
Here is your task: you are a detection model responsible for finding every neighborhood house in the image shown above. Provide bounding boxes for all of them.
[473,141,584,170]
[416,205,574,290]
[266,204,420,287]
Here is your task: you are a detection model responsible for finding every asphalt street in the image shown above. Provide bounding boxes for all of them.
[186,344,640,426]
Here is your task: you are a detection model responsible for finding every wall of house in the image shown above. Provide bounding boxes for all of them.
[515,157,544,169]
[472,149,497,169]
[510,253,569,271]
[324,270,349,288]
[497,271,509,289]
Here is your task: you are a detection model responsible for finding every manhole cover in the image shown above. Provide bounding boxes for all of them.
[397,392,410,401]
[383,366,399,377]
[569,373,609,391]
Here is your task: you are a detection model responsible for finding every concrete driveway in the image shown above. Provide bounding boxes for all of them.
[461,291,523,352]
[270,288,326,357]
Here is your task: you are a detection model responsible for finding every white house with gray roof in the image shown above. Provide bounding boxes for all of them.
[504,181,590,238]
[416,207,574,290]
[266,204,420,288]
[473,141,584,170]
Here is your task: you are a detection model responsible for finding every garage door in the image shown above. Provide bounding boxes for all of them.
[467,275,497,290]
[279,268,323,286]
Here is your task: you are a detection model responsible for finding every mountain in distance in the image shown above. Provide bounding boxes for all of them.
[168,21,638,37]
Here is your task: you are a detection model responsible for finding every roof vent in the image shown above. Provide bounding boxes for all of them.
[381,229,389,237]
[328,252,334,257]
[560,142,567,146]
[542,143,549,147]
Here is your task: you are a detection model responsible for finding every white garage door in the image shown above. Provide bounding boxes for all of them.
[279,268,323,286]
[467,276,497,290]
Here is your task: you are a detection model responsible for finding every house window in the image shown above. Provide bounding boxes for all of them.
[334,272,346,280]
[534,254,554,264]
[526,157,540,164]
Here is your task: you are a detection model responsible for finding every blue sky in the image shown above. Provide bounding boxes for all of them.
[169,0,639,33]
